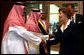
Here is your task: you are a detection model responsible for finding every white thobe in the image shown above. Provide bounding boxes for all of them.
[1,26,49,54]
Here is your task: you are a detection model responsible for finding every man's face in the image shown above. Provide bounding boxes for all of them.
[67,5,75,16]
[41,14,46,20]
[22,6,27,17]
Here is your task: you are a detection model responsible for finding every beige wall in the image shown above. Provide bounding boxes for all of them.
[44,1,83,15]
[60,1,83,15]
[25,1,83,15]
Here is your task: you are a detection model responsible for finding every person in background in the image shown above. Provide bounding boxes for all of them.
[66,3,83,54]
[66,3,83,24]
[38,12,55,54]
[38,12,49,54]
[1,2,46,54]
[52,23,57,34]
[46,7,80,54]
[38,12,50,35]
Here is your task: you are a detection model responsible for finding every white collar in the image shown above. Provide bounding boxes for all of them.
[41,19,47,29]
[60,19,71,32]
[73,13,75,17]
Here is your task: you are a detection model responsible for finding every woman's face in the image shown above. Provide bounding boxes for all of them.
[59,11,66,22]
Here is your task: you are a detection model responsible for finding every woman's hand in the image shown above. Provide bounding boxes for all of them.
[49,34,55,39]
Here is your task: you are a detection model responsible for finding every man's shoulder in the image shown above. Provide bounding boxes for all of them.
[76,14,83,23]
[68,22,78,29]
[76,13,82,15]
[76,14,83,17]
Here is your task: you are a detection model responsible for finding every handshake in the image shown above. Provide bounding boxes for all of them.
[40,34,55,54]
[40,34,55,45]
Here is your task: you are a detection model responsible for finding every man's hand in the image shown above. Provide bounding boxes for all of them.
[40,38,46,45]
[40,38,49,54]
